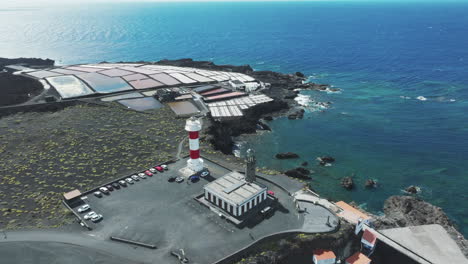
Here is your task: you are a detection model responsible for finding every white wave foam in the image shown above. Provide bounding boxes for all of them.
[416,96,427,101]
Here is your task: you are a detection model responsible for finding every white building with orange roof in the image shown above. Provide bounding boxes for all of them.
[312,249,336,264]
[345,252,371,264]
[361,229,377,251]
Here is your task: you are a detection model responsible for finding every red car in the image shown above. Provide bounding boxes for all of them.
[154,166,164,172]
[145,170,153,176]
[267,190,275,196]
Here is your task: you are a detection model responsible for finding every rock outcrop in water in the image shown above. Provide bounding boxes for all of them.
[373,195,468,258]
[341,177,354,190]
[275,152,300,159]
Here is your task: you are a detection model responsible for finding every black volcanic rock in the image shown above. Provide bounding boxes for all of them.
[284,167,311,180]
[263,116,273,121]
[295,72,305,78]
[155,58,253,74]
[276,152,299,159]
[365,179,377,188]
[318,156,335,166]
[341,177,354,190]
[405,185,419,194]
[301,161,308,166]
[207,100,288,154]
[0,72,44,106]
[0,57,54,69]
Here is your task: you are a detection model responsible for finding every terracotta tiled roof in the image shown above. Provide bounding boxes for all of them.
[313,249,336,260]
[346,252,371,264]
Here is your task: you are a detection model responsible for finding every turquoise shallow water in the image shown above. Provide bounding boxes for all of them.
[1,1,467,235]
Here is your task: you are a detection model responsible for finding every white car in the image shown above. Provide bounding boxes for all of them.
[161,164,168,170]
[131,175,140,181]
[91,214,103,222]
[200,171,210,178]
[125,178,134,184]
[77,204,90,213]
[94,191,103,198]
[139,174,147,179]
[84,211,97,220]
[99,187,109,194]
[149,168,157,173]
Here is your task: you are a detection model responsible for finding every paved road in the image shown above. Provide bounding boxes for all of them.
[0,230,146,264]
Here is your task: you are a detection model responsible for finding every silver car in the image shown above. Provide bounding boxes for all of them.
[125,178,134,184]
[131,175,140,181]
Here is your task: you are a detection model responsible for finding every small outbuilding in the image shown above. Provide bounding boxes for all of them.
[313,249,336,264]
[361,229,377,251]
[229,80,246,91]
[345,252,371,264]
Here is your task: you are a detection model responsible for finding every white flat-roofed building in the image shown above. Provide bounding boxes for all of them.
[229,79,246,91]
[203,171,267,217]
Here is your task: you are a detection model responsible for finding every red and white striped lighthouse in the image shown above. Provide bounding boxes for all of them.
[185,116,204,172]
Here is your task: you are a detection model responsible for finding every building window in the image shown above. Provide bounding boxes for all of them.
[207,192,211,202]
[218,198,222,207]
[229,205,234,214]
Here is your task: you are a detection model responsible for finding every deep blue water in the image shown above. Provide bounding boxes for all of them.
[1,1,467,235]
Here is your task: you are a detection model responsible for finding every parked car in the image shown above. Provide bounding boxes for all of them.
[119,180,127,187]
[260,206,273,218]
[145,170,153,176]
[138,173,145,178]
[267,190,275,196]
[77,204,90,213]
[91,214,103,222]
[168,177,176,182]
[99,187,110,194]
[106,185,114,191]
[125,178,134,184]
[155,166,164,172]
[84,211,97,220]
[139,173,147,179]
[131,175,140,181]
[200,170,210,178]
[149,168,157,173]
[112,182,121,189]
[175,177,184,183]
[161,164,168,170]
[189,175,200,183]
[94,191,103,198]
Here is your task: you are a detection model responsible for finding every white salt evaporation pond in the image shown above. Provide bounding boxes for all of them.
[77,73,133,94]
[46,75,94,99]
[17,62,260,100]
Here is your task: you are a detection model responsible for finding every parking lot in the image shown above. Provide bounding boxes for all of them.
[70,159,336,264]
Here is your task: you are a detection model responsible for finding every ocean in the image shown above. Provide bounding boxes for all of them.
[1,1,467,235]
